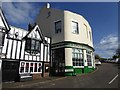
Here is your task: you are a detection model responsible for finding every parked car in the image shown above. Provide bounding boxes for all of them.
[115,58,120,64]
[95,59,101,65]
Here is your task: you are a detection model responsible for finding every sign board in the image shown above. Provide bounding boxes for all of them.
[65,69,74,72]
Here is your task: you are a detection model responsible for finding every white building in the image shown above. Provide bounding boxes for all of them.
[36,4,95,76]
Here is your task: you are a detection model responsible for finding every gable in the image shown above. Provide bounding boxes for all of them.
[24,25,44,41]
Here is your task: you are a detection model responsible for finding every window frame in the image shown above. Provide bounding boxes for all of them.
[19,61,42,74]
[89,31,92,41]
[72,48,84,67]
[72,21,79,34]
[86,50,92,66]
[54,20,62,34]
[84,24,88,38]
[25,38,41,54]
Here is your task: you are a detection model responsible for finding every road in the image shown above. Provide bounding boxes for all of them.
[9,63,119,88]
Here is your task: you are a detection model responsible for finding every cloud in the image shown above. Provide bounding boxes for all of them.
[95,34,118,58]
[2,2,40,29]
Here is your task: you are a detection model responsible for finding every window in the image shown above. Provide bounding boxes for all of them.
[89,31,92,41]
[30,63,33,72]
[72,48,84,66]
[72,21,79,34]
[25,38,41,54]
[38,63,42,72]
[19,61,42,74]
[25,63,29,72]
[20,62,25,73]
[55,21,62,33]
[84,24,88,38]
[35,41,40,50]
[31,40,36,50]
[34,63,37,72]
[86,51,92,66]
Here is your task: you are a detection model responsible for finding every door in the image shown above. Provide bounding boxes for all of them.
[2,61,19,82]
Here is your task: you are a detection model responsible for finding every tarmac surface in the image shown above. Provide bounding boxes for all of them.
[2,63,119,89]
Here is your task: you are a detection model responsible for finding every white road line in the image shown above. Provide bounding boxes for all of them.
[108,74,118,84]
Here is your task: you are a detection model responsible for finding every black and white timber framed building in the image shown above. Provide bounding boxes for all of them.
[0,7,51,82]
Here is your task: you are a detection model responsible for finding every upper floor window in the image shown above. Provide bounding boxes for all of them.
[84,24,88,38]
[25,38,41,54]
[89,31,92,41]
[55,21,62,34]
[72,21,79,34]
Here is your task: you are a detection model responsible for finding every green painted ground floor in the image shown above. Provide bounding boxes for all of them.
[50,66,95,76]
[65,66,95,76]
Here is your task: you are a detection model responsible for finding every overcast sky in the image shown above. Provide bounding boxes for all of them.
[2,2,118,58]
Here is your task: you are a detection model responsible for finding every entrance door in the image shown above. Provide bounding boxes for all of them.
[52,48,65,76]
[2,61,19,82]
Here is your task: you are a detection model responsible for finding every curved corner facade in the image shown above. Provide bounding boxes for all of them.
[36,7,95,76]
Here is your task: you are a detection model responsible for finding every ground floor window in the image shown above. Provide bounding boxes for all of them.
[72,48,84,66]
[19,61,42,74]
[86,51,92,66]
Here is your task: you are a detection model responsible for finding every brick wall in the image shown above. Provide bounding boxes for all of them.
[44,72,49,77]
[32,73,42,80]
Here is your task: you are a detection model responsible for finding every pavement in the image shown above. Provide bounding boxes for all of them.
[2,67,98,89]
[2,76,66,88]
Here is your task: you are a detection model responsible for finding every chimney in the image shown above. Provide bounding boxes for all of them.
[46,3,50,8]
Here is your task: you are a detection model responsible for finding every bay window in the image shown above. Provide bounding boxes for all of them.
[72,48,84,66]
[25,38,41,54]
[86,51,92,66]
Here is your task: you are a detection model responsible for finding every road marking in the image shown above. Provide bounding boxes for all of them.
[108,74,118,84]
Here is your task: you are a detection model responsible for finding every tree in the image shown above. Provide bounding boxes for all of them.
[112,55,118,60]
[95,54,100,59]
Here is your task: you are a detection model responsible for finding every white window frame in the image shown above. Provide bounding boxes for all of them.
[89,31,92,41]
[19,61,42,74]
[72,48,84,67]
[84,24,88,38]
[86,50,92,66]
[71,21,79,34]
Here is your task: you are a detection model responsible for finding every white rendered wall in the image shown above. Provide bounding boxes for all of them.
[65,48,72,66]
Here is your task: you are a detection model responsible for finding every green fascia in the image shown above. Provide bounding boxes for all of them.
[65,72,73,76]
[74,68,83,74]
[65,66,74,76]
[83,66,94,73]
[65,66,73,69]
